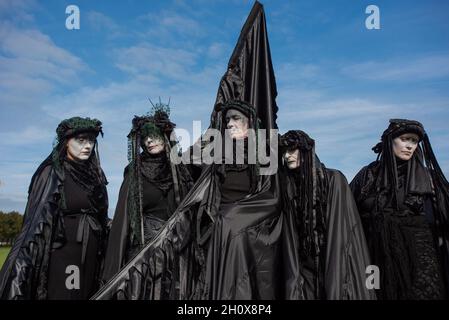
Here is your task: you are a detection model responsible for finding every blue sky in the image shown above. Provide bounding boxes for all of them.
[1,0,448,216]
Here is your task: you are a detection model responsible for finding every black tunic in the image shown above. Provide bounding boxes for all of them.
[46,173,103,300]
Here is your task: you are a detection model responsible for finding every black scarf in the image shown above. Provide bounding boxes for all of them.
[140,151,173,195]
[63,158,104,196]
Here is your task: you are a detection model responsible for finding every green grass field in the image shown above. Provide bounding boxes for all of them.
[0,247,11,269]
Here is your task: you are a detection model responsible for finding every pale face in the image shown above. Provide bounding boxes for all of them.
[143,136,165,155]
[392,133,419,161]
[66,133,96,162]
[225,109,249,140]
[284,149,300,170]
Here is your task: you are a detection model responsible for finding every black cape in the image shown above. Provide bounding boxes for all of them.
[93,164,285,300]
[282,167,376,300]
[0,164,108,299]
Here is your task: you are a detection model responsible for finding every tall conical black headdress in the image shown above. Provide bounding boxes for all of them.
[213,1,278,130]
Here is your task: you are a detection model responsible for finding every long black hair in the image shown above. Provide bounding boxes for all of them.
[280,130,329,298]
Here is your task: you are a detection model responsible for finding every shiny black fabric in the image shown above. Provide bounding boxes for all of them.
[93,168,212,300]
[100,161,192,284]
[94,1,284,300]
[282,166,376,299]
[0,163,108,300]
[203,168,282,299]
[213,1,278,130]
[93,164,285,300]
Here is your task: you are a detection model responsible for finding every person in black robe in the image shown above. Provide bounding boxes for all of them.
[279,130,375,300]
[92,1,285,300]
[92,99,284,300]
[100,103,193,287]
[350,119,449,299]
[0,117,109,300]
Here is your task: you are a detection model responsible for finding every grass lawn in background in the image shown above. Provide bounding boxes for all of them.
[0,246,11,269]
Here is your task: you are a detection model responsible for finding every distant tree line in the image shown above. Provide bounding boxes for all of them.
[0,211,23,246]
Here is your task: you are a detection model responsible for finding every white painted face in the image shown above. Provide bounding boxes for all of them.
[143,136,165,155]
[66,133,96,162]
[284,149,300,170]
[225,109,249,140]
[392,133,420,161]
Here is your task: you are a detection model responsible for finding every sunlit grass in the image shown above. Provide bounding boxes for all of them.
[0,247,11,269]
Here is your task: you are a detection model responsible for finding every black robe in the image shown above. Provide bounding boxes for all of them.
[93,164,284,300]
[282,167,376,300]
[0,164,108,300]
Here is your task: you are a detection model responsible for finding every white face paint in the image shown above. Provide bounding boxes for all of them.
[143,136,165,155]
[225,109,249,140]
[66,133,96,162]
[284,149,300,170]
[392,133,419,161]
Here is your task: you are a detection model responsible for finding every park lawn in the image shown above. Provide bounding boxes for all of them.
[0,246,11,269]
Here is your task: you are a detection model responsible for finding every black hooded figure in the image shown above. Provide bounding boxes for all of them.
[92,2,284,300]
[350,119,449,299]
[101,103,193,286]
[0,117,109,300]
[279,130,375,300]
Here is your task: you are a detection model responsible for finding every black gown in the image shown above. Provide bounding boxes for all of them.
[46,173,104,299]
[351,160,447,299]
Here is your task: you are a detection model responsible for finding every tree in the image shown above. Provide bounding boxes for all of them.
[0,211,23,246]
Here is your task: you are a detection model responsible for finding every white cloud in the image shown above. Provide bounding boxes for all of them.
[342,54,449,81]
[277,85,449,180]
[0,126,53,145]
[0,0,36,23]
[0,25,86,70]
[0,23,89,112]
[138,10,204,39]
[114,43,198,79]
[86,11,124,39]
